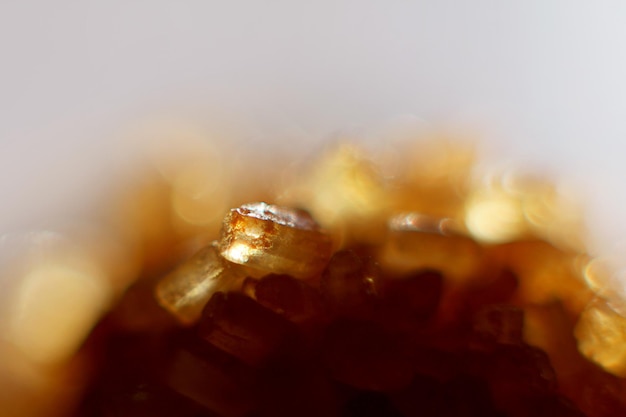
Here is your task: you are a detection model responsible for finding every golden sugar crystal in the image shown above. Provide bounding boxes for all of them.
[381,213,482,281]
[155,243,243,325]
[575,298,626,377]
[305,145,387,220]
[523,302,583,380]
[465,175,585,251]
[219,202,333,279]
[278,144,390,246]
[489,240,592,315]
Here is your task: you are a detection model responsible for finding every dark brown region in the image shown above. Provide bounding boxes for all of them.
[72,242,612,417]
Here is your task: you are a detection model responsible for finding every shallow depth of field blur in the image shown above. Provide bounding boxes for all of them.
[2,2,626,416]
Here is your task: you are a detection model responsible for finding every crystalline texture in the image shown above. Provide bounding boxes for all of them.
[155,243,242,325]
[219,202,333,279]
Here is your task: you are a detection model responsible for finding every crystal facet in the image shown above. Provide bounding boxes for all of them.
[219,202,333,279]
[155,243,242,325]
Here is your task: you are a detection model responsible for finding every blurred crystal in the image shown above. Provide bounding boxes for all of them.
[465,188,528,244]
[320,250,382,317]
[279,144,390,246]
[473,304,524,346]
[463,269,519,312]
[381,213,482,281]
[251,274,324,323]
[575,298,626,377]
[198,292,295,366]
[167,345,258,417]
[488,240,592,315]
[3,234,112,366]
[466,173,585,250]
[387,139,475,220]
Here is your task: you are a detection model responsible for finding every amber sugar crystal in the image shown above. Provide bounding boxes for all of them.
[71,142,626,417]
[219,202,333,279]
[155,243,244,326]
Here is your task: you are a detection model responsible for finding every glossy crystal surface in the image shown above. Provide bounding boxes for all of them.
[155,243,242,325]
[219,202,333,279]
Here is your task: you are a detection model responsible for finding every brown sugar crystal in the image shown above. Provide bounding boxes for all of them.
[382,213,482,281]
[219,202,333,279]
[155,243,244,325]
[320,249,383,317]
[166,343,259,417]
[67,142,626,417]
[197,291,296,366]
[575,298,626,377]
[250,274,324,323]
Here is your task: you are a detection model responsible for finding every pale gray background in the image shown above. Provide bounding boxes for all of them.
[1,1,626,254]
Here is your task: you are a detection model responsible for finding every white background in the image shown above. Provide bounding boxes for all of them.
[1,1,626,253]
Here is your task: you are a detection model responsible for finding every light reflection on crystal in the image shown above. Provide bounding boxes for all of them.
[219,202,333,279]
[222,241,257,264]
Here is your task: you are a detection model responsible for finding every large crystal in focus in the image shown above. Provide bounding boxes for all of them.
[155,243,242,325]
[575,298,626,377]
[219,202,333,279]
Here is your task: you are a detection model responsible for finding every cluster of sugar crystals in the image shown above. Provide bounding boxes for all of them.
[75,143,626,417]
